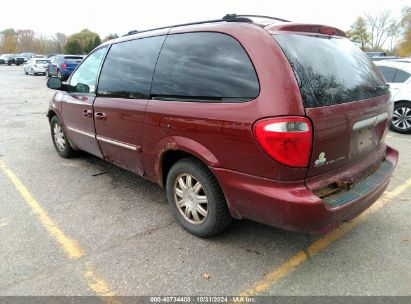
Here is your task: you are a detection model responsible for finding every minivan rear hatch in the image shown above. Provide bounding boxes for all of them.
[272,33,391,178]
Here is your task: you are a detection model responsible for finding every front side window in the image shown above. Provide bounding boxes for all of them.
[69,47,107,94]
[97,36,165,99]
[151,32,259,102]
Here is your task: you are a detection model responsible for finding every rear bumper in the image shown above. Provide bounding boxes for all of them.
[32,67,46,73]
[212,145,398,233]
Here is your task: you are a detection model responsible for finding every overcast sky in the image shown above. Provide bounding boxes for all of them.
[0,0,409,37]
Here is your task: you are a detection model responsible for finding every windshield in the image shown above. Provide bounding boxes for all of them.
[273,34,389,108]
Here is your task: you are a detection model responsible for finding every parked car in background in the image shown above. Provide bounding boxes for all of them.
[45,15,397,237]
[371,56,402,62]
[376,61,411,134]
[365,51,387,57]
[46,55,84,80]
[390,57,411,63]
[0,54,12,64]
[14,53,35,65]
[23,57,50,75]
[4,54,16,65]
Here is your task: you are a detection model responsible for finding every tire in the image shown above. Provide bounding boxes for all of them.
[24,70,28,75]
[166,158,231,237]
[50,116,76,158]
[390,101,411,134]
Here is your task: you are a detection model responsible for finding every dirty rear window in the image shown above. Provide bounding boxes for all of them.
[273,34,389,108]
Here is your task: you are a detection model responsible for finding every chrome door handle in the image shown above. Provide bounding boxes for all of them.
[82,109,92,117]
[95,112,107,120]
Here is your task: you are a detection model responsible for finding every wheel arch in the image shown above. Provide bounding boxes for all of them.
[393,99,411,104]
[155,137,220,188]
[47,109,59,123]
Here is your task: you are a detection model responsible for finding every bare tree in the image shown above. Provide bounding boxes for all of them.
[54,33,67,53]
[388,21,401,54]
[366,11,396,50]
[16,29,35,52]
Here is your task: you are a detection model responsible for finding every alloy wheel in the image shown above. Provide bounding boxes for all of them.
[392,106,411,131]
[53,123,66,152]
[173,173,208,225]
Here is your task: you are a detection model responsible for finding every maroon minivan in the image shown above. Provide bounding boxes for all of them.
[46,15,398,237]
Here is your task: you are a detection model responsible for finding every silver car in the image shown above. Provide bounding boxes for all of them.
[23,58,50,75]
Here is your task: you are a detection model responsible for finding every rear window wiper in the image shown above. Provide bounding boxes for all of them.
[377,84,390,90]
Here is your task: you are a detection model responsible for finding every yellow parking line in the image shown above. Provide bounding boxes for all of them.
[83,262,123,304]
[0,160,85,259]
[240,178,411,296]
[0,160,119,299]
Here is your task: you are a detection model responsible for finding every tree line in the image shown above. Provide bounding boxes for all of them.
[347,6,411,56]
[0,29,118,55]
[2,9,410,57]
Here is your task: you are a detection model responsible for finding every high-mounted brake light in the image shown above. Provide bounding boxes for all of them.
[319,27,337,35]
[253,117,312,167]
[60,63,67,69]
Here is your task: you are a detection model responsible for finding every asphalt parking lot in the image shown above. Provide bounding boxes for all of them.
[0,65,410,298]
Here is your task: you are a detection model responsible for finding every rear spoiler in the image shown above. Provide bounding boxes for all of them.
[265,23,346,37]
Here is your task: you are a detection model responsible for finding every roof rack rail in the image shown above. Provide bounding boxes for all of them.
[124,30,139,36]
[125,18,226,36]
[223,14,291,23]
[123,14,290,37]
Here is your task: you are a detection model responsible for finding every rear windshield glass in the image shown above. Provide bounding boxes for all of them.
[273,34,389,108]
[36,60,48,64]
[64,56,83,63]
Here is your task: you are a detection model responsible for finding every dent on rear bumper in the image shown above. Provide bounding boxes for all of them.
[212,145,398,233]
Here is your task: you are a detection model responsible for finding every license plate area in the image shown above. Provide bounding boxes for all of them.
[350,126,377,158]
[354,127,375,153]
[349,113,388,159]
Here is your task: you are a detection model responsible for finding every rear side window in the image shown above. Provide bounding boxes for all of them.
[273,34,388,108]
[97,36,165,99]
[378,66,397,82]
[151,32,259,102]
[393,69,411,83]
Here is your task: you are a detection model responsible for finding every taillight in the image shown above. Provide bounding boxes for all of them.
[60,63,67,69]
[253,117,312,167]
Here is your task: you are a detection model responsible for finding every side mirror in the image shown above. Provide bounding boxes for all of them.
[47,77,65,90]
[75,83,90,93]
